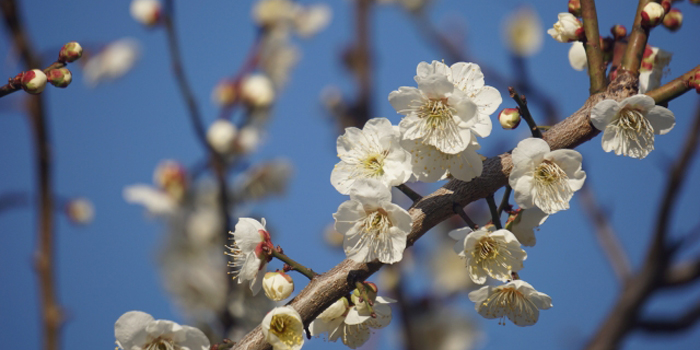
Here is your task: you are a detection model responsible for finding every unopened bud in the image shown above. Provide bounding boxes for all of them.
[241,74,275,108]
[154,160,188,202]
[660,0,671,13]
[568,0,581,17]
[21,69,47,94]
[130,0,162,27]
[351,282,378,311]
[212,81,238,107]
[499,108,521,129]
[66,198,95,225]
[58,42,83,63]
[641,2,665,27]
[690,70,700,94]
[611,24,627,40]
[262,271,294,301]
[206,119,237,155]
[662,8,682,32]
[547,13,584,43]
[47,68,72,88]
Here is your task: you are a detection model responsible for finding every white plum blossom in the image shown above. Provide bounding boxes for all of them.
[639,46,672,94]
[507,208,549,247]
[262,306,305,350]
[568,42,587,71]
[225,218,274,295]
[509,138,586,214]
[389,66,480,155]
[333,179,412,264]
[503,6,544,57]
[449,226,527,284]
[262,271,295,301]
[547,13,582,43]
[309,297,350,341]
[590,94,675,159]
[468,280,552,326]
[331,118,412,194]
[414,61,502,139]
[114,311,210,350]
[83,38,141,87]
[401,137,483,183]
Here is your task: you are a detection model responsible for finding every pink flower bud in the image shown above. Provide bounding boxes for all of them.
[499,108,521,129]
[58,42,83,63]
[641,2,665,27]
[568,0,581,17]
[660,0,671,13]
[21,69,47,94]
[662,8,682,32]
[154,160,188,202]
[211,80,238,107]
[130,0,162,27]
[610,24,627,40]
[47,68,72,88]
[65,198,94,225]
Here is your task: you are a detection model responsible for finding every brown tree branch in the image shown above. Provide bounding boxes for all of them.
[662,258,700,288]
[578,185,632,283]
[1,1,61,350]
[580,0,607,94]
[636,299,700,334]
[645,65,699,105]
[620,0,651,74]
[231,69,647,350]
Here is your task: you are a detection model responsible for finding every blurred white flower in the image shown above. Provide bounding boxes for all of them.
[509,138,586,214]
[226,218,274,295]
[449,226,526,284]
[258,29,300,88]
[263,271,294,301]
[331,118,412,194]
[411,307,482,350]
[235,125,264,154]
[590,94,675,159]
[83,38,141,86]
[241,73,276,108]
[207,119,238,155]
[262,306,305,350]
[568,41,587,71]
[507,208,548,247]
[234,158,293,201]
[468,280,552,326]
[547,13,582,43]
[114,311,210,350]
[333,179,412,264]
[503,6,544,57]
[253,0,331,38]
[639,46,672,93]
[124,184,178,216]
[130,0,161,26]
[430,235,477,295]
[293,4,332,38]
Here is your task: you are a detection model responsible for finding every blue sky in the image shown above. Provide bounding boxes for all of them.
[1,0,699,350]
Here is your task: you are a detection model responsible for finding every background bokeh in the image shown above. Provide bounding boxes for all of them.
[1,0,699,349]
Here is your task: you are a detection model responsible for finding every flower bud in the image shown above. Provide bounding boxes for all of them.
[47,68,72,88]
[568,0,581,17]
[21,69,47,94]
[690,70,700,94]
[498,108,521,129]
[211,81,238,107]
[503,6,544,57]
[154,160,188,202]
[641,2,665,27]
[611,24,627,40]
[351,282,378,311]
[206,119,238,155]
[262,271,294,301]
[662,8,682,32]
[241,74,275,108]
[66,198,95,225]
[58,42,83,63]
[660,0,671,13]
[130,0,162,27]
[547,13,584,43]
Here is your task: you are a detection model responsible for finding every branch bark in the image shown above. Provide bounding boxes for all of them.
[580,0,607,94]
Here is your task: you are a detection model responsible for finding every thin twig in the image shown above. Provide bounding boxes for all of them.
[578,185,631,282]
[396,184,422,203]
[662,258,700,288]
[1,1,61,349]
[620,0,651,74]
[508,87,542,138]
[580,0,607,94]
[485,194,501,229]
[272,249,318,280]
[452,202,477,230]
[497,185,512,216]
[645,65,699,105]
[636,299,700,333]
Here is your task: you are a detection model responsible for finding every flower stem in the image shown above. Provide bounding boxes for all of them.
[508,87,542,138]
[645,66,699,105]
[354,281,377,317]
[452,202,477,230]
[580,0,607,95]
[497,185,512,216]
[620,0,651,74]
[271,250,318,280]
[486,194,502,229]
[396,184,422,203]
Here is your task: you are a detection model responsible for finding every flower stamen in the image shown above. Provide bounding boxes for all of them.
[533,160,572,214]
[270,314,304,348]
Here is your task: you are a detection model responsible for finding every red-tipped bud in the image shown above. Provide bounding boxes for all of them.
[568,0,582,17]
[21,69,47,94]
[47,68,72,88]
[58,42,83,63]
[690,70,700,94]
[154,160,188,202]
[130,0,162,27]
[660,0,671,13]
[611,24,627,40]
[662,8,682,32]
[499,108,521,129]
[211,81,237,107]
[641,2,665,27]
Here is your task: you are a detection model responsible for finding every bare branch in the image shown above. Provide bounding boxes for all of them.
[645,65,700,105]
[636,299,700,334]
[663,258,700,289]
[620,0,651,74]
[578,185,632,283]
[580,0,607,94]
